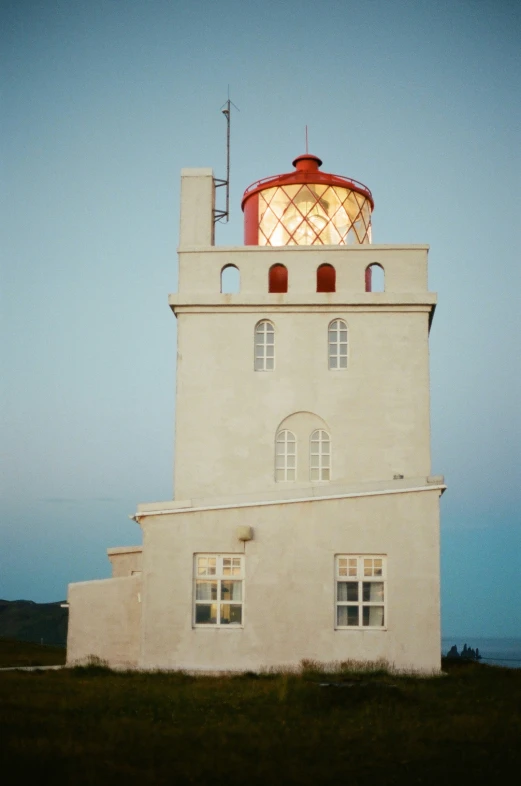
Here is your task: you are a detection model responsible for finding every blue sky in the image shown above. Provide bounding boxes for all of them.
[1,0,520,638]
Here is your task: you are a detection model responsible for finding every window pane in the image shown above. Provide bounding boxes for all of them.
[266,358,274,370]
[287,468,296,480]
[254,358,263,370]
[310,468,319,481]
[322,468,330,480]
[275,468,284,481]
[337,605,359,626]
[196,581,218,601]
[221,581,242,601]
[197,556,216,576]
[220,604,242,624]
[339,356,347,368]
[338,582,358,602]
[363,606,384,627]
[195,603,217,624]
[363,582,384,602]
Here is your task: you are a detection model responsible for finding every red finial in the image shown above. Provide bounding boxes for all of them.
[292,153,323,172]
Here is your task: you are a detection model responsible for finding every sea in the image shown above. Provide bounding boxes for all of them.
[441,637,521,668]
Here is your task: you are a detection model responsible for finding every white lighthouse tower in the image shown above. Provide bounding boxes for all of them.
[67,152,445,673]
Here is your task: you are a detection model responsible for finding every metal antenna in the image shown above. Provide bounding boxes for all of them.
[305,125,308,154]
[214,91,239,224]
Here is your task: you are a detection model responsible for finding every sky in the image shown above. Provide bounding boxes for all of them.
[1,0,520,639]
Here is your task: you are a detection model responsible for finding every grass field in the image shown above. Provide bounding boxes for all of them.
[0,642,520,785]
[0,636,66,667]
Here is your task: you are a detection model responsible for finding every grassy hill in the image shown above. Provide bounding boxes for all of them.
[0,599,68,647]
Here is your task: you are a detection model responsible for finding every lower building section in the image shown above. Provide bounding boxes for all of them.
[67,483,443,673]
[67,574,142,668]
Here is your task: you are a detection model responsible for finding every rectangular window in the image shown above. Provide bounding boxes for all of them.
[194,554,244,627]
[335,555,386,629]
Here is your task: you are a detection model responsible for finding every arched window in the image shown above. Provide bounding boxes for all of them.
[221,264,240,294]
[269,264,288,293]
[317,264,336,293]
[310,430,331,481]
[365,263,385,293]
[254,320,275,371]
[328,319,348,370]
[275,430,296,481]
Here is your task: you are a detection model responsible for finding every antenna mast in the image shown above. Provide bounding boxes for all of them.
[214,94,239,224]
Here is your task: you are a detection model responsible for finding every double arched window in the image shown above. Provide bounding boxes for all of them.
[328,319,348,369]
[310,430,331,481]
[275,415,331,483]
[254,320,275,371]
[275,430,296,481]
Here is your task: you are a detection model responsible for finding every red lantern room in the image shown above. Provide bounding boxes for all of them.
[241,154,374,247]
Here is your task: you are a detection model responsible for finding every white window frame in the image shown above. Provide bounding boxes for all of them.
[335,555,386,630]
[275,429,297,482]
[328,319,348,370]
[254,320,275,371]
[310,429,331,481]
[193,554,244,627]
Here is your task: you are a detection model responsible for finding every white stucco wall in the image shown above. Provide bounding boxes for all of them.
[67,575,142,668]
[172,305,433,500]
[107,545,142,578]
[138,488,441,674]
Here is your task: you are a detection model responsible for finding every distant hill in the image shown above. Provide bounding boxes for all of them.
[0,599,68,647]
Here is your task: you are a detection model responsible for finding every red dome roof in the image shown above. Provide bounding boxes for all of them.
[242,154,374,211]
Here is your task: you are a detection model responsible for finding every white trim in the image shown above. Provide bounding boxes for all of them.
[177,244,430,254]
[132,484,446,520]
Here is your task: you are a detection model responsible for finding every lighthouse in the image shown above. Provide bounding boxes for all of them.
[67,152,445,673]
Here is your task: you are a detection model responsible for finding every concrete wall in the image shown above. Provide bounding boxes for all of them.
[138,488,441,673]
[172,305,433,500]
[176,245,430,295]
[67,575,142,668]
[107,546,142,578]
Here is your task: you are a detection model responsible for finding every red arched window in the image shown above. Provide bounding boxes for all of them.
[269,264,288,293]
[317,264,336,293]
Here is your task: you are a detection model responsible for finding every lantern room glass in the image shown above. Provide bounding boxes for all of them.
[258,183,372,246]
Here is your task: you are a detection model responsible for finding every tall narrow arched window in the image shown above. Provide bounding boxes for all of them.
[328,319,348,369]
[269,264,288,293]
[317,264,336,292]
[221,264,240,293]
[310,430,331,481]
[365,263,385,293]
[254,320,275,371]
[275,430,296,481]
